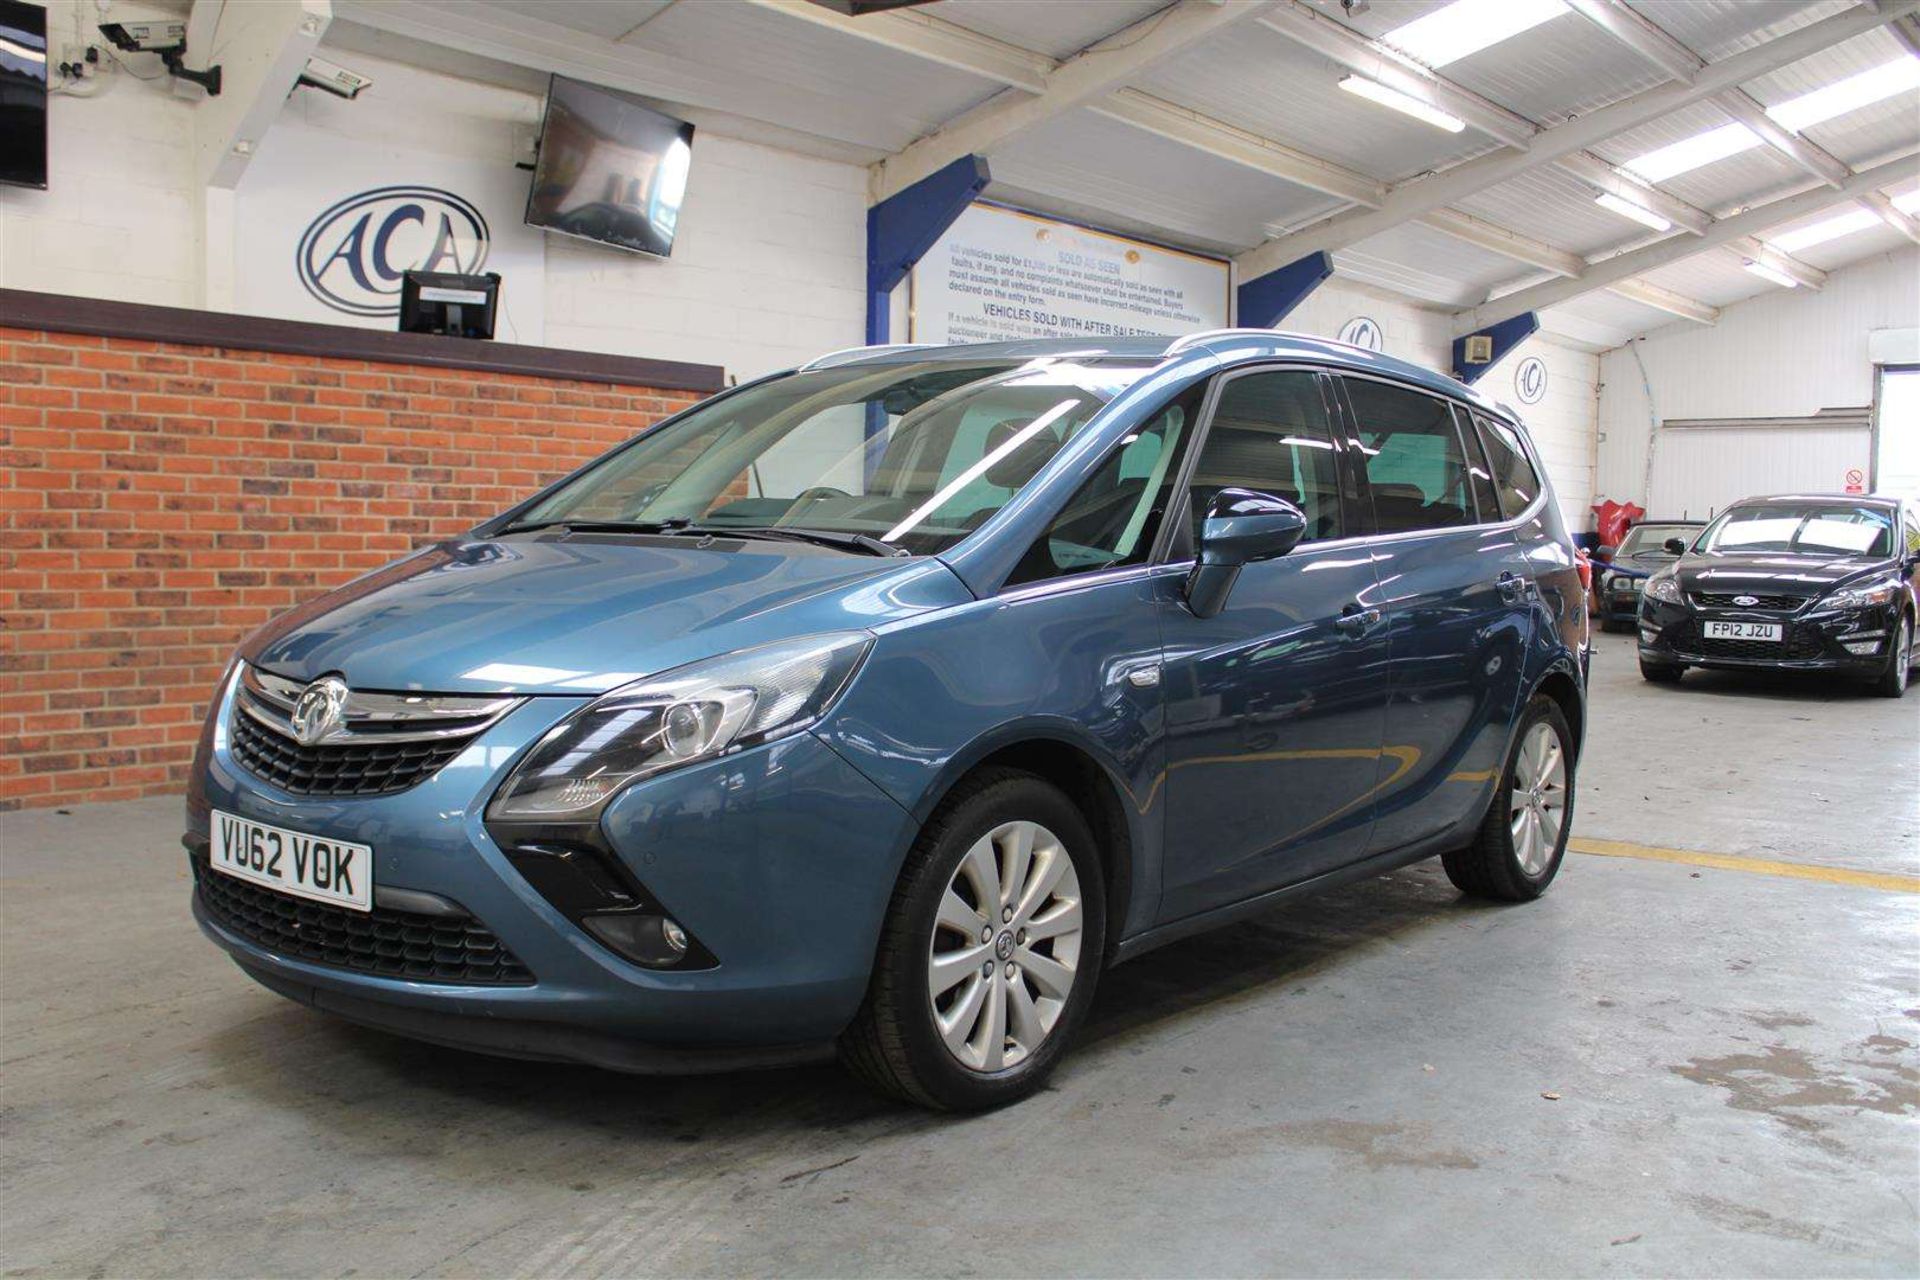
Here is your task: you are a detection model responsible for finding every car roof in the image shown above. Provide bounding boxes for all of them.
[801,331,1514,423]
[1729,493,1900,509]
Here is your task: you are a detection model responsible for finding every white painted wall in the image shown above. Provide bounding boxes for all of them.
[0,12,868,382]
[1285,278,1600,531]
[1596,246,1920,516]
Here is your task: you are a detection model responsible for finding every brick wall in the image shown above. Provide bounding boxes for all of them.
[1,326,705,810]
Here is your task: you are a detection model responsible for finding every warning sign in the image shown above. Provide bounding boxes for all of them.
[1844,467,1866,494]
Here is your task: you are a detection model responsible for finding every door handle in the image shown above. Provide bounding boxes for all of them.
[1335,604,1381,632]
[1497,571,1530,604]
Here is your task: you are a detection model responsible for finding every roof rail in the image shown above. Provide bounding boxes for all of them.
[1160,328,1290,355]
[800,343,935,371]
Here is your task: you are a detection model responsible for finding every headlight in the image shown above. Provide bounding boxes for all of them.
[1823,579,1900,610]
[489,632,871,821]
[1644,570,1682,604]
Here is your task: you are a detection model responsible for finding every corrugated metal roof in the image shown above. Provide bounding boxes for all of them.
[987,108,1346,253]
[924,0,1169,60]
[1135,24,1505,183]
[1455,165,1654,259]
[1625,0,1853,61]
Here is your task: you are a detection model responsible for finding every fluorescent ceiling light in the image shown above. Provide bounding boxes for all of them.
[1621,57,1920,183]
[1743,259,1801,289]
[1381,0,1568,68]
[1621,122,1760,183]
[1767,57,1920,133]
[1337,75,1467,133]
[1593,191,1672,232]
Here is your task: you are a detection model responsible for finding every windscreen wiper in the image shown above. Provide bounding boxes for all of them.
[499,517,695,536]
[706,526,909,557]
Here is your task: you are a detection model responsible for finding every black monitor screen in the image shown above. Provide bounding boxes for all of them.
[525,74,693,259]
[0,0,48,190]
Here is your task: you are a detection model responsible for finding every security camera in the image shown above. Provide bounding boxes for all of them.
[296,56,373,101]
[98,20,185,52]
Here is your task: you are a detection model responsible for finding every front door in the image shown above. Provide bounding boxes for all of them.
[1158,368,1391,922]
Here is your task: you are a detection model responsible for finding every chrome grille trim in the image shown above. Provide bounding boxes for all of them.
[238,665,523,744]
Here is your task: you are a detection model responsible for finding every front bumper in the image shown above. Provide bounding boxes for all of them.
[1636,597,1896,673]
[187,676,921,1068]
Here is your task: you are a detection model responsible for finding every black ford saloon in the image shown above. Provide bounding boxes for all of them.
[1637,494,1919,697]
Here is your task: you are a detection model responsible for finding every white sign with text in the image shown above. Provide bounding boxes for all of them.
[236,118,546,344]
[911,204,1229,345]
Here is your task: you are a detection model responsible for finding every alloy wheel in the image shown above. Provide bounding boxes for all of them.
[1509,720,1568,876]
[927,820,1084,1073]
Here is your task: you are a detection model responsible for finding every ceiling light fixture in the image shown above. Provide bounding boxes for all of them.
[1743,259,1801,289]
[1593,191,1672,232]
[1767,208,1882,253]
[1337,75,1467,132]
[1380,0,1568,68]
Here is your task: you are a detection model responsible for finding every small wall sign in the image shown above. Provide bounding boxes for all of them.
[1515,356,1548,405]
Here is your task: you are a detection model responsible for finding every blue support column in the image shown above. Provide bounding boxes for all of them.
[1235,251,1332,329]
[1452,312,1539,384]
[865,154,990,345]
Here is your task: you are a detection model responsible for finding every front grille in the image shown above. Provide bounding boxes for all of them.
[1667,619,1826,661]
[227,666,518,798]
[231,712,470,796]
[1691,592,1805,610]
[194,857,534,985]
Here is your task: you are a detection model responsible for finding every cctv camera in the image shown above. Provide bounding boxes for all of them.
[98,19,185,52]
[296,56,372,100]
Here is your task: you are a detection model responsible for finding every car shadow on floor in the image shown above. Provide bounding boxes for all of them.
[1651,666,1886,703]
[198,860,1492,1146]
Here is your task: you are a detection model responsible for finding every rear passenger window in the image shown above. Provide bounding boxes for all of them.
[1342,378,1475,533]
[1474,412,1542,519]
[1185,370,1344,544]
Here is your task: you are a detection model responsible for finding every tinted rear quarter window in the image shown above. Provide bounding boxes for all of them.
[1473,412,1542,520]
[1343,377,1475,533]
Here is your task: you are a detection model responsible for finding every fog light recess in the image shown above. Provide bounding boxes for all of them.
[584,912,695,968]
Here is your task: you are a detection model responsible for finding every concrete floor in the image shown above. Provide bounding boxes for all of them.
[4,632,1917,1278]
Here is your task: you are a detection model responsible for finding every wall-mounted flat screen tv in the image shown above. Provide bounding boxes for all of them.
[0,0,49,190]
[525,74,694,259]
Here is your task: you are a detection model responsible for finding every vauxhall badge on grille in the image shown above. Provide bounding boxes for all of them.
[290,676,350,745]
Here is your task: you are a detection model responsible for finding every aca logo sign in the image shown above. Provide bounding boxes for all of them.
[296,185,490,317]
[1337,316,1383,351]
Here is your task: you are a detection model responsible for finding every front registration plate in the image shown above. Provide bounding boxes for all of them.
[1704,620,1783,642]
[211,809,372,912]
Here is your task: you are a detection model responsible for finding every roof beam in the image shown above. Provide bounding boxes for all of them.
[1608,280,1721,326]
[1554,151,1711,234]
[1711,89,1850,187]
[1562,0,1701,81]
[1254,2,1537,149]
[874,0,1276,201]
[1239,0,1918,278]
[739,0,1053,95]
[1092,89,1387,206]
[1859,189,1920,244]
[1457,151,1916,333]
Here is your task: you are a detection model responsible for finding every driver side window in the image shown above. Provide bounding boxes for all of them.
[1004,385,1205,586]
[1186,370,1344,544]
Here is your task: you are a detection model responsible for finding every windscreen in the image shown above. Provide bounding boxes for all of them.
[1699,504,1894,557]
[525,75,693,258]
[507,357,1161,556]
[1618,524,1695,554]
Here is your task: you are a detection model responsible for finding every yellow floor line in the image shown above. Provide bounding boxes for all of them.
[1568,837,1920,894]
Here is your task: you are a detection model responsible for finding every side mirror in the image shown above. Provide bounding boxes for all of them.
[1663,537,1688,555]
[1185,488,1308,619]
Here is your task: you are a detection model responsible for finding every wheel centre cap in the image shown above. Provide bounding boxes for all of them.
[995,930,1015,961]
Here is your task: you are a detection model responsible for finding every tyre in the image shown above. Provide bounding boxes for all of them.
[839,769,1106,1110]
[1443,696,1575,903]
[1639,656,1684,682]
[1871,613,1913,698]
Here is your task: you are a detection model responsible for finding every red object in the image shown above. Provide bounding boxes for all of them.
[1574,548,1594,594]
[1591,498,1646,550]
